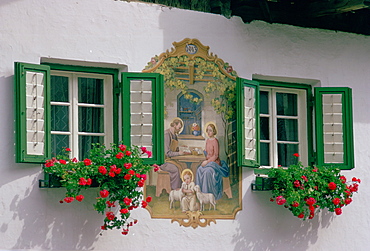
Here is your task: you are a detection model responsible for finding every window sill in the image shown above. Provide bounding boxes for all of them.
[178,135,205,140]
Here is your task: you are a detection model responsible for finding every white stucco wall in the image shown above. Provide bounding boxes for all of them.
[1,0,370,250]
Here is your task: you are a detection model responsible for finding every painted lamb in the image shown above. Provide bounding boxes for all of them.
[169,188,184,209]
[194,185,216,211]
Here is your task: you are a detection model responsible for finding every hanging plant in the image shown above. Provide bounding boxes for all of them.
[268,154,361,220]
[44,143,158,235]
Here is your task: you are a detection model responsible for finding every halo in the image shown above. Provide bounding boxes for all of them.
[170,117,184,134]
[204,121,218,137]
[181,169,194,182]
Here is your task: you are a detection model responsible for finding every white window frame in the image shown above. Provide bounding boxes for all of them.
[260,86,308,167]
[50,70,113,159]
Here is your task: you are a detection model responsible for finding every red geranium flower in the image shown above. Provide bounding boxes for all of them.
[146,151,152,158]
[328,182,337,190]
[64,197,74,203]
[276,196,286,205]
[124,197,132,206]
[137,180,144,187]
[339,176,346,184]
[59,159,67,165]
[98,166,107,175]
[120,208,129,214]
[84,158,92,166]
[345,198,352,205]
[293,180,301,188]
[124,174,131,180]
[65,148,71,152]
[140,146,147,153]
[146,196,152,203]
[79,177,87,186]
[153,164,159,172]
[332,198,341,205]
[106,211,115,221]
[306,197,316,206]
[106,201,116,208]
[125,151,132,156]
[100,190,109,198]
[116,152,124,159]
[76,195,84,202]
[124,163,132,169]
[119,144,127,151]
[335,208,342,215]
[293,153,300,157]
[45,160,54,167]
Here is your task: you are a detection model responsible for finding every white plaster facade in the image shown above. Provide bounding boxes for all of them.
[0,0,369,250]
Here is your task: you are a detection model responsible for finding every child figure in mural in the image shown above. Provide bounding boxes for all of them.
[160,118,190,190]
[196,122,229,200]
[180,169,197,212]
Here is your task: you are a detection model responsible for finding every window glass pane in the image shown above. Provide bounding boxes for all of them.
[78,107,104,133]
[278,143,299,167]
[51,76,68,102]
[260,142,270,166]
[51,134,69,157]
[78,77,104,104]
[260,117,269,140]
[260,91,269,114]
[51,105,69,131]
[79,135,104,160]
[277,118,298,141]
[276,92,297,116]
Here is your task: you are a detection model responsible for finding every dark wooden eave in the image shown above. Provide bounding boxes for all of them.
[129,0,370,35]
[231,0,370,35]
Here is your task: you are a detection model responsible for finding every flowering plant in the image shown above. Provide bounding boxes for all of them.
[268,154,361,220]
[44,143,159,235]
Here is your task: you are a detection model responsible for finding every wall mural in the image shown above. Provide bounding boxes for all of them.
[142,38,241,227]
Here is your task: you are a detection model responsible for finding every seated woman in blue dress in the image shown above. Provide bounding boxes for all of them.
[196,122,229,200]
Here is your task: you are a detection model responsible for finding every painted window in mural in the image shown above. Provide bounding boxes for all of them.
[177,90,203,136]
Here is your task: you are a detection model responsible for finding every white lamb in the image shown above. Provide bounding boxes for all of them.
[169,187,184,209]
[194,185,216,211]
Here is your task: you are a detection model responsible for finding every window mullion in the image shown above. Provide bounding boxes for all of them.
[271,89,278,167]
[71,74,79,158]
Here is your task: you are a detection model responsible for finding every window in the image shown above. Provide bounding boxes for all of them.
[50,71,113,160]
[237,78,354,170]
[259,86,308,167]
[14,62,164,164]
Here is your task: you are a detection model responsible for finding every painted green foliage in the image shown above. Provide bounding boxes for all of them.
[146,55,237,121]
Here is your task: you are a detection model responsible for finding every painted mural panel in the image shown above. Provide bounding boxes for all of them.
[142,38,241,226]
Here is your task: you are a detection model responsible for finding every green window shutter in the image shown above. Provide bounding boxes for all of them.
[14,62,51,163]
[314,87,354,170]
[236,77,260,167]
[121,72,164,165]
